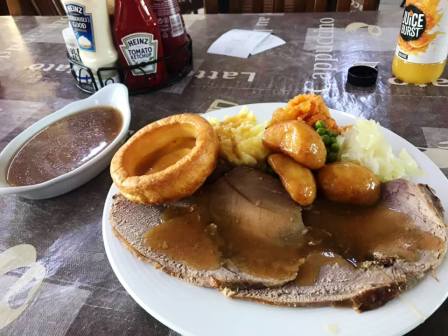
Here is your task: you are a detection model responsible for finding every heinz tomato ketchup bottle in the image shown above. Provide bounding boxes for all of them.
[113,0,167,91]
[152,0,190,76]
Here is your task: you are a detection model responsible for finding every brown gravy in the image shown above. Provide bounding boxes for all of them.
[145,205,222,270]
[295,252,352,286]
[144,190,443,285]
[145,194,304,280]
[302,199,443,264]
[7,106,122,186]
[135,137,196,175]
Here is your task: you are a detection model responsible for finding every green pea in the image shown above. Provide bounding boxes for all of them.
[330,142,339,152]
[315,120,326,129]
[327,152,338,162]
[321,134,331,145]
[316,128,327,136]
[329,135,337,144]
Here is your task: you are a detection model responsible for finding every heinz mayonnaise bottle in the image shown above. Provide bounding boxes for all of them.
[61,0,119,86]
[62,27,93,85]
[392,0,448,84]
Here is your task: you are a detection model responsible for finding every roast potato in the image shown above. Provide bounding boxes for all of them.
[268,153,316,206]
[317,162,381,206]
[263,120,326,169]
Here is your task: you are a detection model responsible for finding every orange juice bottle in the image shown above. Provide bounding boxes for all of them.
[392,0,448,84]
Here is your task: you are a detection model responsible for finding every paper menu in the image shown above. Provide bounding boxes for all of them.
[207,29,286,58]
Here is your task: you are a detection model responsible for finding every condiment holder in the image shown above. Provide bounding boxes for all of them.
[68,36,193,95]
[0,84,131,199]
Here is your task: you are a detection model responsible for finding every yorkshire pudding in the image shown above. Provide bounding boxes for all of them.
[110,113,219,204]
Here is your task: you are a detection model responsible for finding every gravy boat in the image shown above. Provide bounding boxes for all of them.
[0,84,130,199]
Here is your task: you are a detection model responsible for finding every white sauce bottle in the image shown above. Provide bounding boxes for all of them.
[61,0,119,87]
[62,26,93,85]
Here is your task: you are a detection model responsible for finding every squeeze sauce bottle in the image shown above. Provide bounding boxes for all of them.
[61,0,119,87]
[392,0,448,84]
[152,0,190,75]
[113,0,167,91]
[62,26,93,85]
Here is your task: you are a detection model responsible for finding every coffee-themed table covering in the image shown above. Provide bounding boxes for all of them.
[0,10,447,336]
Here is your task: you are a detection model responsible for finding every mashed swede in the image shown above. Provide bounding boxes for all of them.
[338,119,421,182]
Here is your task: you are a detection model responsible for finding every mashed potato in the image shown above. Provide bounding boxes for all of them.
[338,119,421,182]
[208,107,269,166]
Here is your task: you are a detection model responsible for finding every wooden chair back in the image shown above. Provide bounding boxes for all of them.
[5,0,204,16]
[178,0,204,14]
[5,0,65,15]
[204,0,380,13]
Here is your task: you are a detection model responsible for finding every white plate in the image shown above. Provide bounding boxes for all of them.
[103,103,448,336]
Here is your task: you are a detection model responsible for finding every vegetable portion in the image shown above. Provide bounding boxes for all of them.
[268,153,317,206]
[314,120,339,163]
[263,120,327,170]
[269,94,341,133]
[338,119,421,182]
[317,162,381,206]
[208,107,270,166]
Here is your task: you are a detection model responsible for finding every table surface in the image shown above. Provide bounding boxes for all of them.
[0,9,448,336]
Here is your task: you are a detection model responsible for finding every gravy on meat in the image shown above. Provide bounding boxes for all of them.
[145,168,443,285]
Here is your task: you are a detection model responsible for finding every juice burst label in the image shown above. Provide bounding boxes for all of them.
[396,0,448,63]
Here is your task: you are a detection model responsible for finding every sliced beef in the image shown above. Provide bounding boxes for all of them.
[230,180,447,311]
[110,175,447,311]
[111,166,305,288]
[208,166,305,247]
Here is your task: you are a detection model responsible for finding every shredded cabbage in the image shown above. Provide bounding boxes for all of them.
[338,119,421,182]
